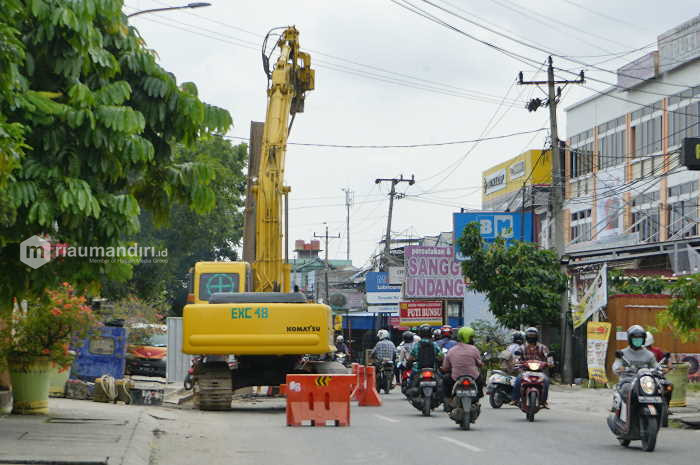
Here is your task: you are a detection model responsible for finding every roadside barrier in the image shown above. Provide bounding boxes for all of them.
[357,365,382,407]
[350,363,361,401]
[285,374,356,426]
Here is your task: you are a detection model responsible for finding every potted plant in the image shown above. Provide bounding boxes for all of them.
[0,283,96,414]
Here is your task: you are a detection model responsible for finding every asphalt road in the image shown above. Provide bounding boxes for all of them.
[152,389,698,465]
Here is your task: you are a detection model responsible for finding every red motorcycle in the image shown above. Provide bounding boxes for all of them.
[515,358,549,422]
[400,366,413,397]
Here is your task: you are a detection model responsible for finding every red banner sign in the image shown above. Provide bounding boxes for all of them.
[399,301,443,327]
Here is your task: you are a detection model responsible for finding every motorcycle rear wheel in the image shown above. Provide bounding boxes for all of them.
[183,375,193,391]
[526,391,538,422]
[422,398,431,417]
[489,391,504,409]
[640,416,658,452]
[461,397,472,431]
[384,375,392,394]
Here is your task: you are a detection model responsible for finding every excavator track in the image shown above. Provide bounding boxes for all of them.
[193,362,232,411]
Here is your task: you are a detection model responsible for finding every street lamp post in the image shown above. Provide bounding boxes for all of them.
[127,2,211,18]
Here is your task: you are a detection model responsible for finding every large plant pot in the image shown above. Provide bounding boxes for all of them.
[668,362,689,408]
[8,356,50,415]
[48,362,72,398]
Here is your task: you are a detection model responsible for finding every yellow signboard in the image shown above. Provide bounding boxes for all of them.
[481,149,552,203]
[587,322,612,385]
[334,314,343,331]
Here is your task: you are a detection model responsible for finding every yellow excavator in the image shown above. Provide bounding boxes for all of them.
[182,27,339,410]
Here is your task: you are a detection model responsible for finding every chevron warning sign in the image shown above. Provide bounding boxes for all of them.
[315,376,331,387]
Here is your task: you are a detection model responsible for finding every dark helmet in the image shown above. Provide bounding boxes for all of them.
[524,327,539,344]
[402,331,414,343]
[441,325,453,339]
[418,324,433,339]
[627,325,646,350]
[512,331,524,344]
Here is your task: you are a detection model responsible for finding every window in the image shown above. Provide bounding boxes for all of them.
[570,208,592,243]
[198,272,240,301]
[668,199,698,239]
[631,191,660,243]
[89,336,115,355]
[598,130,626,169]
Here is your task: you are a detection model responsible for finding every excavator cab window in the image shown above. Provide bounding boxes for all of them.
[198,273,241,301]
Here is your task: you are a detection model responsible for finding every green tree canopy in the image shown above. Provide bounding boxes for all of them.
[102,136,247,315]
[458,222,567,329]
[657,274,700,342]
[0,0,232,307]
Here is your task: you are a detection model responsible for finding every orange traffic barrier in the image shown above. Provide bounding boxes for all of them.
[285,374,356,426]
[358,365,382,407]
[350,363,361,401]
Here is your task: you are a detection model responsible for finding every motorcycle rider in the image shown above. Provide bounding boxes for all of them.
[507,331,524,354]
[432,328,442,341]
[396,331,415,383]
[644,332,666,363]
[612,325,658,400]
[440,326,483,405]
[371,329,396,363]
[406,324,443,394]
[511,327,552,407]
[499,331,524,375]
[335,335,350,358]
[436,325,457,351]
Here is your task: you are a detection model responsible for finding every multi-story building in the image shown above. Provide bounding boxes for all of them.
[564,14,700,272]
[481,149,552,244]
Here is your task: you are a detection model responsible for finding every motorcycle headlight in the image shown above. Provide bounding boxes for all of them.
[640,376,656,395]
[527,362,540,371]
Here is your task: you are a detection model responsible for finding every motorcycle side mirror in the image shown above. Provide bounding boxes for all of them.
[615,350,624,359]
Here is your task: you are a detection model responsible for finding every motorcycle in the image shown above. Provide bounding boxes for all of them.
[374,359,394,394]
[183,356,203,390]
[399,365,413,397]
[514,355,548,422]
[607,351,670,451]
[657,355,674,428]
[447,375,481,430]
[486,369,515,409]
[408,368,443,416]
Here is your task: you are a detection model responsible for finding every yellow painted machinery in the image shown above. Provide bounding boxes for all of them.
[182,28,338,411]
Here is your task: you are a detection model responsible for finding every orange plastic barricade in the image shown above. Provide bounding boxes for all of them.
[350,363,361,401]
[358,365,382,407]
[285,374,356,426]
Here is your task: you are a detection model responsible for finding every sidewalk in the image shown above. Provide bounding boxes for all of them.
[0,398,159,465]
[550,384,700,428]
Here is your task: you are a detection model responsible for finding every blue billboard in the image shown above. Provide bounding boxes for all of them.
[453,211,533,260]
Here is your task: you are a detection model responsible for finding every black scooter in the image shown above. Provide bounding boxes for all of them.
[408,368,443,416]
[446,375,481,430]
[607,351,670,452]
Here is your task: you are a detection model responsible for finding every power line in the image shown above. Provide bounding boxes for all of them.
[222,127,546,149]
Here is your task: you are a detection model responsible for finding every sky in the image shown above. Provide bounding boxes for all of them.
[124,0,700,268]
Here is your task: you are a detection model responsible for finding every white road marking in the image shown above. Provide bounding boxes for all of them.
[438,436,483,452]
[373,414,400,423]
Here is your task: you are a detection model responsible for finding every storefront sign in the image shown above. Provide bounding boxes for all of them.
[365,271,401,304]
[404,246,465,298]
[453,211,533,260]
[573,264,608,329]
[388,266,405,285]
[483,168,506,195]
[399,301,443,327]
[587,322,612,385]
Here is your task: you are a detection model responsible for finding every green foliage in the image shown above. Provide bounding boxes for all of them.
[101,137,247,315]
[458,222,567,329]
[657,274,700,342]
[0,1,233,308]
[608,269,667,295]
[470,319,508,371]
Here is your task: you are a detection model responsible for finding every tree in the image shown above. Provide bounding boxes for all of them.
[608,269,667,295]
[458,222,567,329]
[0,1,232,309]
[656,274,700,342]
[102,137,247,315]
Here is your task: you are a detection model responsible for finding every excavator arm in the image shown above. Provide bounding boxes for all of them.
[253,27,315,292]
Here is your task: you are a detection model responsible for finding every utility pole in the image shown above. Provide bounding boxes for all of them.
[342,188,353,261]
[375,175,415,271]
[314,223,340,304]
[518,57,584,385]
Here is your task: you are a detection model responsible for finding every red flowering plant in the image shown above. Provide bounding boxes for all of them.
[0,283,98,370]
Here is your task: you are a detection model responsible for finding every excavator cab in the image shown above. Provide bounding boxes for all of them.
[187,261,252,304]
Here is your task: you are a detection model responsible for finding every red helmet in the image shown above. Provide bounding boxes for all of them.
[441,325,453,338]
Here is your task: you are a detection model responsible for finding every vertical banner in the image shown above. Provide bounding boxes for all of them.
[573,263,608,329]
[587,322,612,385]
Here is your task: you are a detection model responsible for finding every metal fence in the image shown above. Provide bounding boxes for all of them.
[166,317,192,383]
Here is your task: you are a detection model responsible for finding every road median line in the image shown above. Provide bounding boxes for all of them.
[373,414,400,423]
[438,435,483,452]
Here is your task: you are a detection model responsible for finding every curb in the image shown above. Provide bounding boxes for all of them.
[118,409,159,465]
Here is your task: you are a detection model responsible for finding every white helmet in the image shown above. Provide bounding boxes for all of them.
[336,335,344,343]
[377,329,390,340]
[644,332,654,347]
[413,334,421,343]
